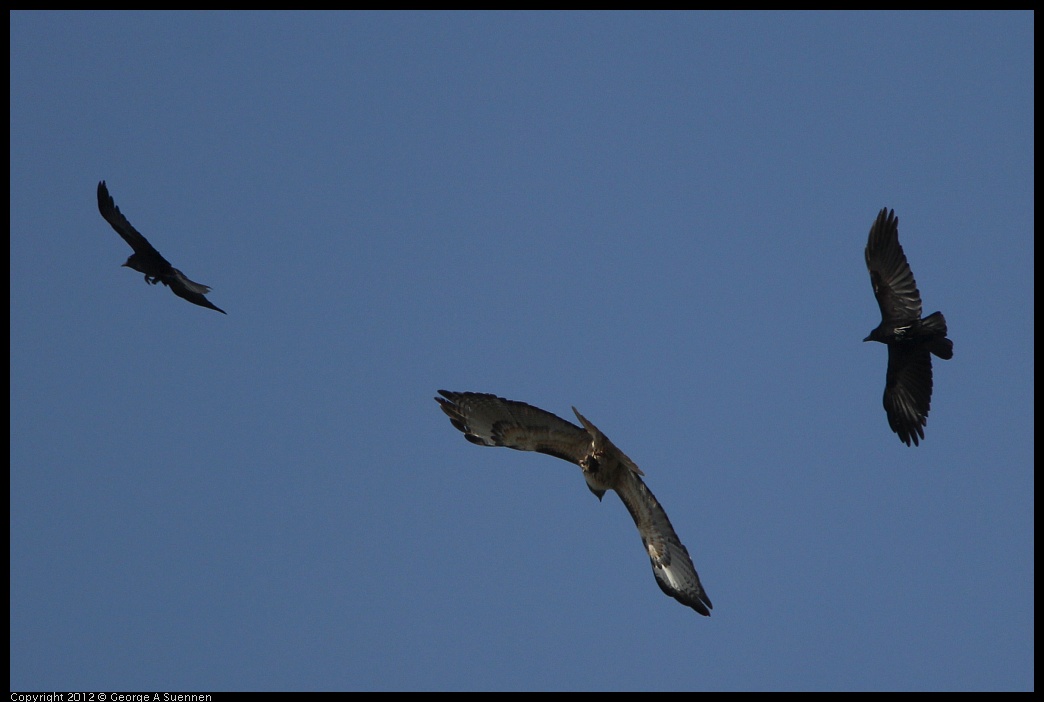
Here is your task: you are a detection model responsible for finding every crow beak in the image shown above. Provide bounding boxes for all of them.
[862,334,872,342]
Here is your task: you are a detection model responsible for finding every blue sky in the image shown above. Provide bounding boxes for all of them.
[10,11,1033,691]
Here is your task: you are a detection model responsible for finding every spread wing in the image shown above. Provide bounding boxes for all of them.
[865,207,922,324]
[167,268,227,314]
[615,470,712,616]
[97,180,170,265]
[437,390,713,616]
[884,344,933,446]
[435,390,589,464]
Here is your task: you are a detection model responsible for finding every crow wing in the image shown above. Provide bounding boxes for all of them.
[865,207,922,324]
[884,344,933,446]
[168,268,227,314]
[97,180,170,266]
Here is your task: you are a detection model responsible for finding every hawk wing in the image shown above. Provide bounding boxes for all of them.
[884,343,933,446]
[865,207,922,324]
[435,390,590,464]
[615,469,712,616]
[97,180,170,266]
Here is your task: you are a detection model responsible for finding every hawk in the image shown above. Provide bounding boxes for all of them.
[97,181,226,314]
[864,208,953,446]
[435,390,712,615]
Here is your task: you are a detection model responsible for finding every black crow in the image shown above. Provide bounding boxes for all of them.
[864,208,952,446]
[97,181,226,314]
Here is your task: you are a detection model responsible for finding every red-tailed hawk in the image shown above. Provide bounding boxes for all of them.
[864,208,952,446]
[97,181,226,314]
[435,390,712,616]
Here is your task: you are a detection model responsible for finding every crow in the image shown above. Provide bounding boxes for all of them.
[97,181,226,314]
[864,208,952,446]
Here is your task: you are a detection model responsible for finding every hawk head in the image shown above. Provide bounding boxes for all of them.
[572,407,645,479]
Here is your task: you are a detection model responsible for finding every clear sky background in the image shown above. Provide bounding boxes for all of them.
[10,11,1033,692]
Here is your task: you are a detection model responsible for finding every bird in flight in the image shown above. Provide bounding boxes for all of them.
[97,181,226,314]
[435,390,712,615]
[864,208,952,446]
